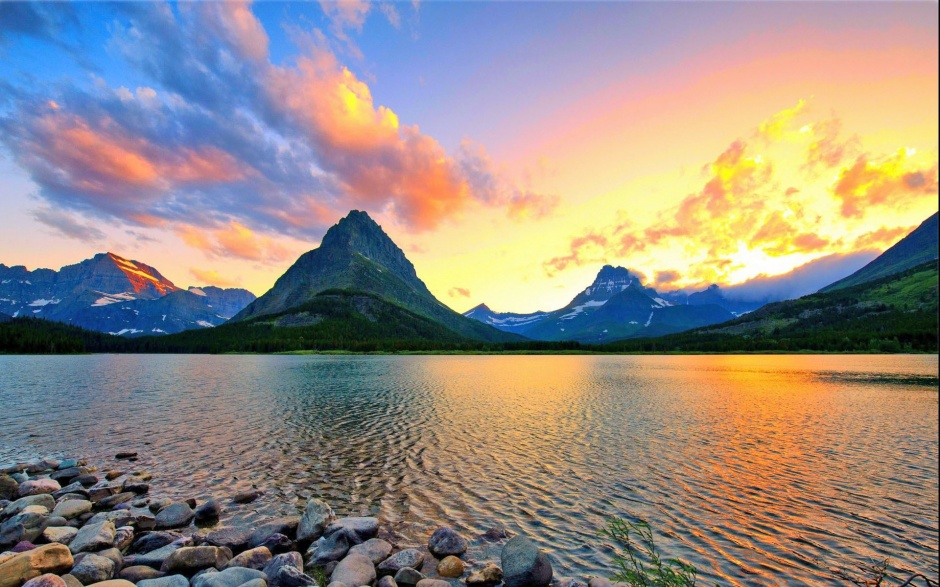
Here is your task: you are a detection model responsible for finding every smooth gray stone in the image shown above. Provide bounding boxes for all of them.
[155,503,195,530]
[240,580,267,587]
[120,565,167,582]
[194,499,222,523]
[501,536,553,587]
[52,483,88,500]
[330,553,375,587]
[57,460,80,470]
[161,545,233,574]
[150,499,172,514]
[194,567,267,587]
[140,575,191,587]
[73,475,100,488]
[428,527,467,558]
[323,518,378,545]
[272,566,316,587]
[306,529,351,566]
[205,527,255,552]
[376,576,397,587]
[248,518,300,548]
[348,538,392,565]
[377,549,424,577]
[71,553,116,584]
[393,568,425,587]
[415,580,451,587]
[296,500,334,543]
[52,500,92,520]
[41,525,78,545]
[2,494,55,519]
[262,552,303,582]
[125,539,192,568]
[97,546,126,573]
[225,546,272,571]
[69,520,116,554]
[134,532,185,554]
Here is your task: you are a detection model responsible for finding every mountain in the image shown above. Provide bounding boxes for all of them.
[0,252,255,336]
[605,260,938,353]
[465,265,734,343]
[820,212,939,292]
[232,210,519,343]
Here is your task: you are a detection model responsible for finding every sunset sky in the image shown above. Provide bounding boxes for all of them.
[0,1,937,313]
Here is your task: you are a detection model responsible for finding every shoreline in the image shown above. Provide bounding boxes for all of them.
[1,456,603,587]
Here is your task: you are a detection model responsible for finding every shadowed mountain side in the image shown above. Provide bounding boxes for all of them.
[821,212,939,292]
[233,211,521,343]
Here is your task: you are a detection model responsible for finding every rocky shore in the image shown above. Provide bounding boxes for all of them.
[0,457,613,587]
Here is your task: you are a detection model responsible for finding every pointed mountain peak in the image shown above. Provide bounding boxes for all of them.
[592,265,634,284]
[466,303,492,315]
[321,210,386,248]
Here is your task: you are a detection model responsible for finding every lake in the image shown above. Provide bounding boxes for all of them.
[0,354,937,586]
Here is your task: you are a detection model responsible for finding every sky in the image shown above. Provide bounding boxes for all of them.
[0,1,937,314]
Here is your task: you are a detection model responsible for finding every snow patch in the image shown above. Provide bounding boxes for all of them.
[189,287,207,297]
[560,299,606,320]
[196,320,215,328]
[29,298,60,306]
[109,328,143,336]
[92,292,137,307]
[644,312,654,327]
[151,328,166,333]
[12,311,19,318]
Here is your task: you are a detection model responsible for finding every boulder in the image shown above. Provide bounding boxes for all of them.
[123,540,191,569]
[73,476,99,489]
[466,564,502,587]
[296,501,333,543]
[68,521,116,554]
[415,581,450,587]
[95,548,124,575]
[232,491,262,505]
[501,537,552,587]
[376,550,424,577]
[119,565,166,582]
[132,532,183,555]
[204,527,254,552]
[305,530,351,567]
[323,519,377,545]
[138,575,189,587]
[272,566,315,587]
[83,581,136,587]
[4,496,55,519]
[51,501,92,521]
[160,546,232,574]
[148,500,171,514]
[40,527,77,545]
[97,493,135,510]
[436,556,464,578]
[154,504,194,530]
[194,500,221,524]
[376,576,397,587]
[70,553,115,584]
[347,538,392,565]
[16,481,60,499]
[329,554,375,587]
[427,528,467,558]
[113,527,134,553]
[224,547,271,571]
[60,576,81,587]
[194,567,266,587]
[0,477,17,502]
[51,485,87,501]
[262,553,302,583]
[21,574,65,587]
[481,526,510,542]
[257,534,292,555]
[247,518,300,549]
[392,568,424,587]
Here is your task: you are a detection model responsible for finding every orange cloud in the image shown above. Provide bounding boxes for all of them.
[507,192,560,222]
[448,287,471,298]
[852,225,914,250]
[176,222,294,262]
[805,116,859,171]
[832,149,938,218]
[543,233,608,275]
[189,268,242,288]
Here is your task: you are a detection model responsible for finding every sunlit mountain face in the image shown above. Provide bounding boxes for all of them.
[0,2,936,314]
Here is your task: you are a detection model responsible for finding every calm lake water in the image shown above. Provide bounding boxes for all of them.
[0,354,937,586]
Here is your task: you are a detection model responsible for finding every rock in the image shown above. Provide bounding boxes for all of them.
[323,519,377,545]
[97,493,135,509]
[50,470,87,485]
[1,512,47,545]
[154,504,194,530]
[427,528,467,558]
[52,501,92,520]
[587,579,614,587]
[8,475,27,485]
[123,540,190,569]
[160,546,232,574]
[376,576,397,587]
[40,527,77,545]
[15,481,59,500]
[21,574,66,587]
[231,491,262,505]
[377,550,424,577]
[0,478,18,502]
[322,561,337,579]
[60,576,81,587]
[83,580,136,587]
[51,485,88,501]
[138,575,189,587]
[0,543,74,587]
[69,521,115,554]
[194,567,265,587]
[305,530,351,566]
[553,578,586,587]
[329,554,375,587]
[436,557,464,578]
[247,519,300,549]
[95,548,124,574]
[295,501,334,543]
[194,500,221,524]
[114,453,137,460]
[104,472,123,482]
[415,580,450,587]
[224,547,271,571]
[4,496,55,519]
[326,583,347,587]
[204,527,254,552]
[501,537,552,587]
[56,461,79,471]
[481,526,510,542]
[11,543,36,554]
[73,476,99,489]
[132,533,183,555]
[392,568,424,587]
[257,534,292,555]
[272,566,315,587]
[88,483,119,504]
[466,564,503,587]
[148,500,171,514]
[122,484,149,496]
[119,565,166,582]
[238,579,266,587]
[0,553,14,566]
[43,518,66,528]
[262,553,302,583]
[70,553,116,584]
[347,538,392,565]
[113,527,135,552]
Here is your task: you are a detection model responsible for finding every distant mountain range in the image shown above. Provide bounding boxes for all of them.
[464,266,765,343]
[0,252,255,336]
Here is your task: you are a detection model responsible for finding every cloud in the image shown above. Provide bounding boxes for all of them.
[832,149,938,218]
[177,222,295,263]
[189,267,242,288]
[448,287,471,298]
[852,224,914,250]
[507,192,560,222]
[804,116,859,171]
[653,270,681,290]
[31,207,106,242]
[0,3,79,50]
[722,251,878,302]
[757,99,806,141]
[543,233,608,276]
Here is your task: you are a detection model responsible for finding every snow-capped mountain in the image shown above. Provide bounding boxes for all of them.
[464,265,736,343]
[0,252,255,336]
